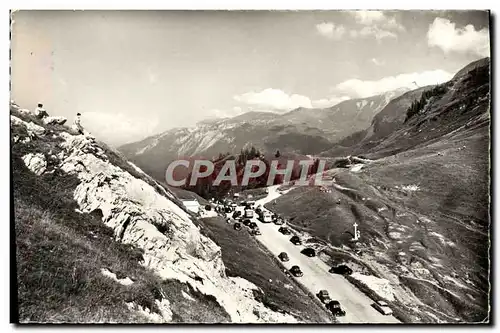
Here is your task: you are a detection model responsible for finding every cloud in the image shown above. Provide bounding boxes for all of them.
[146,67,159,84]
[351,26,397,40]
[427,18,490,57]
[332,70,453,98]
[316,22,346,40]
[234,88,313,111]
[371,58,385,66]
[83,111,159,145]
[350,10,386,25]
[384,17,406,32]
[311,96,351,108]
[208,107,245,119]
[347,10,405,40]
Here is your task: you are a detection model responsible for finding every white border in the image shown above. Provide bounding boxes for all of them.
[1,2,497,333]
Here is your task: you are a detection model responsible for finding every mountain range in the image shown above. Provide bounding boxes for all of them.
[120,89,409,181]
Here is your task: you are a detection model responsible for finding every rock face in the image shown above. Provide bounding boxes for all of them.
[13,112,297,323]
[21,153,47,175]
[43,116,67,126]
[11,116,46,137]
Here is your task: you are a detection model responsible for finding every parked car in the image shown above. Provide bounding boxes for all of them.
[326,301,346,317]
[289,265,303,277]
[372,300,393,315]
[244,209,254,218]
[260,211,273,223]
[274,218,284,225]
[242,219,251,226]
[251,228,261,236]
[278,252,289,262]
[233,223,242,231]
[249,222,258,229]
[329,265,353,276]
[278,227,291,235]
[301,248,316,257]
[232,211,242,218]
[290,235,302,245]
[205,205,212,211]
[317,290,332,304]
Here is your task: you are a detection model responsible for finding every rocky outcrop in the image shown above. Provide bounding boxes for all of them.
[43,116,67,126]
[13,113,297,323]
[11,115,46,137]
[21,153,47,175]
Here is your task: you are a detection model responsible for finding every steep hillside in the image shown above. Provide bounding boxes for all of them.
[283,89,408,140]
[10,103,331,323]
[322,57,490,158]
[264,58,491,323]
[320,87,430,157]
[120,90,407,182]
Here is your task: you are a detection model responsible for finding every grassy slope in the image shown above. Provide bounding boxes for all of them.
[264,76,490,322]
[11,112,231,323]
[197,216,334,323]
[266,125,489,322]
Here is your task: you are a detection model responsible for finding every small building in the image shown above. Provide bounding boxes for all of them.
[174,190,201,214]
[181,198,200,214]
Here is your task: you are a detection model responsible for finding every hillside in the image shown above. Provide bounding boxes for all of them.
[264,58,491,323]
[10,102,332,323]
[322,57,490,159]
[282,89,408,139]
[119,90,407,182]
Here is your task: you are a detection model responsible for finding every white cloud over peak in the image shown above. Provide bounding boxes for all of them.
[234,88,355,112]
[208,109,234,119]
[234,88,313,111]
[311,96,351,108]
[315,22,346,40]
[427,18,490,57]
[332,70,453,98]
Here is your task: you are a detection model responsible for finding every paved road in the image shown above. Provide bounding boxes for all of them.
[231,185,400,324]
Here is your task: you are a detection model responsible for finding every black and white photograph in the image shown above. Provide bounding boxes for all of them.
[9,9,491,324]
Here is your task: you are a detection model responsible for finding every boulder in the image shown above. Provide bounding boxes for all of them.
[11,116,46,137]
[43,116,67,126]
[21,153,47,175]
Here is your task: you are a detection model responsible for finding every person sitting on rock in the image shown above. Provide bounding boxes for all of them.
[73,112,85,135]
[34,103,49,119]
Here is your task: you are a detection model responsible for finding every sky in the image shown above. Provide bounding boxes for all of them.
[10,10,490,146]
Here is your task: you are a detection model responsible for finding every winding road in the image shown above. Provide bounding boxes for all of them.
[231,185,400,324]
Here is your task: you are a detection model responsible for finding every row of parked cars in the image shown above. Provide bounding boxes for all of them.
[220,197,394,319]
[274,226,359,317]
[217,195,394,319]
